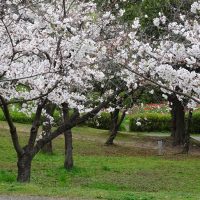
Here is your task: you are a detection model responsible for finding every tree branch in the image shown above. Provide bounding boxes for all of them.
[0,96,23,156]
[32,90,121,156]
[0,70,60,83]
[117,109,126,129]
[0,79,61,106]
[124,66,200,104]
[28,99,47,150]
[63,0,66,18]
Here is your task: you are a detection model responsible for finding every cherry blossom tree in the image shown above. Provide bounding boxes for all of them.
[2,0,199,184]
[116,0,200,149]
[105,85,145,145]
[0,0,133,182]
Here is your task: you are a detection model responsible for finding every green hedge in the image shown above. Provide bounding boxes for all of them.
[0,108,112,129]
[129,112,200,134]
[190,112,200,134]
[0,109,61,125]
[0,108,112,130]
[87,112,111,130]
[2,107,200,134]
[0,110,33,124]
[87,112,127,131]
[130,113,171,132]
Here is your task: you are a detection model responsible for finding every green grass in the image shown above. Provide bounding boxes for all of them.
[0,122,200,199]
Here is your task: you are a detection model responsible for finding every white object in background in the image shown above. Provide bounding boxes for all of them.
[158,140,164,156]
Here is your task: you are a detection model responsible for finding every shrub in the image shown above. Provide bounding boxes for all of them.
[2,106,200,134]
[190,112,200,134]
[87,112,111,130]
[0,109,33,124]
[87,112,128,131]
[0,108,61,125]
[130,111,200,134]
[130,113,171,132]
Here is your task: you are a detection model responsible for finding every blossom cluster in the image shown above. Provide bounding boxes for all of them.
[1,0,200,125]
[114,1,200,109]
[0,0,134,116]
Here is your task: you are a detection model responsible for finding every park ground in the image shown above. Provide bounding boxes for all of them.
[0,121,200,200]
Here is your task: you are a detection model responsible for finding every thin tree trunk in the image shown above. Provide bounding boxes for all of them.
[105,109,126,145]
[182,109,193,154]
[170,101,176,138]
[62,103,73,170]
[17,153,32,183]
[105,127,118,145]
[42,141,53,154]
[64,129,73,169]
[105,109,119,145]
[42,103,55,154]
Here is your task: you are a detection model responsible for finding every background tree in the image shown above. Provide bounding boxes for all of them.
[105,86,144,145]
[116,0,200,150]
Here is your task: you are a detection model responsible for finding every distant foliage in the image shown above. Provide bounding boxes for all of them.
[0,108,61,125]
[130,112,200,134]
[130,113,171,132]
[87,112,111,130]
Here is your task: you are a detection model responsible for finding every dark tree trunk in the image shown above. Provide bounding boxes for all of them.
[105,109,126,145]
[62,103,73,170]
[183,110,193,154]
[105,127,118,145]
[42,142,53,154]
[174,99,185,145]
[64,129,73,170]
[42,103,55,154]
[105,109,119,145]
[169,95,186,146]
[170,101,176,138]
[17,153,32,183]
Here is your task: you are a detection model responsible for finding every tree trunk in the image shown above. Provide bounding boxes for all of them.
[174,99,185,145]
[17,154,32,183]
[169,95,186,146]
[42,142,53,154]
[105,109,126,145]
[41,119,53,154]
[62,103,73,170]
[183,110,193,154]
[64,129,73,170]
[105,109,119,145]
[42,103,55,154]
[105,127,118,145]
[170,101,176,138]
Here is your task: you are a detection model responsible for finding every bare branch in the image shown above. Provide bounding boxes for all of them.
[28,98,47,150]
[0,96,23,156]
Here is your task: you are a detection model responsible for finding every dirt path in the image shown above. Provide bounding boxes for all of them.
[191,136,200,142]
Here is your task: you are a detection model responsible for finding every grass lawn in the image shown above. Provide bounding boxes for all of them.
[0,121,200,200]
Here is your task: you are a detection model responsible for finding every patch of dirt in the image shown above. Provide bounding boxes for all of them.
[73,133,200,158]
[1,121,200,158]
